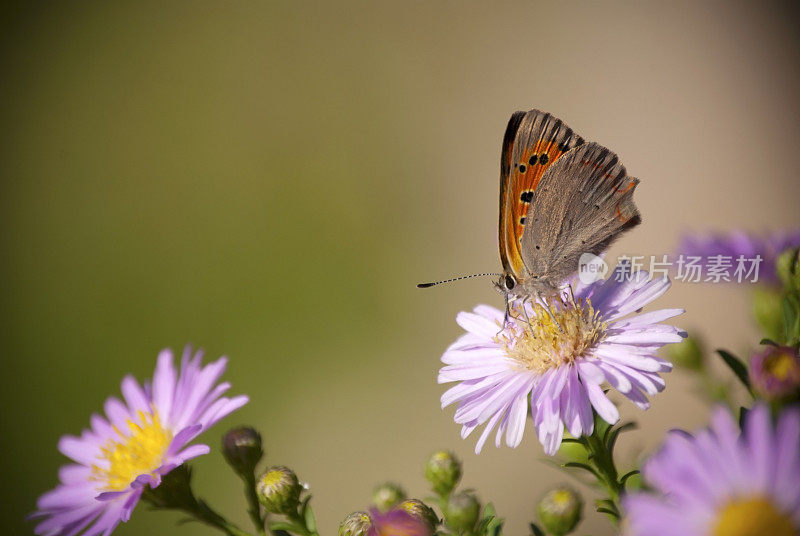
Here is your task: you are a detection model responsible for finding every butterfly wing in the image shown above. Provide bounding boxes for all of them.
[498,111,526,275]
[519,142,641,287]
[499,110,585,279]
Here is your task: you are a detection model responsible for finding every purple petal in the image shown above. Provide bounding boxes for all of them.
[152,349,177,421]
[456,311,501,339]
[120,376,150,415]
[58,436,99,467]
[582,380,619,424]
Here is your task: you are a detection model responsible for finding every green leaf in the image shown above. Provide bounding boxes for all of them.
[606,422,637,454]
[595,414,612,443]
[596,498,616,509]
[783,294,800,344]
[303,503,317,533]
[482,502,496,519]
[595,497,621,520]
[529,522,546,536]
[619,469,640,488]
[716,349,751,391]
[562,461,601,480]
[299,495,311,517]
[596,506,620,518]
[477,517,493,534]
[269,521,303,533]
[488,518,503,536]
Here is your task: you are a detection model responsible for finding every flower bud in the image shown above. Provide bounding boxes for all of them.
[256,466,301,514]
[751,345,800,401]
[667,336,704,371]
[397,499,439,531]
[776,246,800,292]
[555,430,590,464]
[537,486,583,536]
[442,492,480,532]
[338,511,373,536]
[222,426,263,476]
[752,288,785,342]
[424,450,462,496]
[371,482,406,512]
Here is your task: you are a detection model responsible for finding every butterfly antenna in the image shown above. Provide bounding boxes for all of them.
[417,272,501,288]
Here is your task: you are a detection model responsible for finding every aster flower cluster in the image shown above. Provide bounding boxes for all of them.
[30,228,800,536]
[676,229,800,285]
[431,229,800,534]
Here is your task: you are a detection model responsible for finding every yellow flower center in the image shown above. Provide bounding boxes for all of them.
[91,410,172,491]
[551,489,572,506]
[764,350,800,381]
[713,496,796,536]
[498,298,607,373]
[261,468,284,488]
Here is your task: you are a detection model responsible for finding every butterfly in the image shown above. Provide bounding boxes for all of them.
[419,109,641,319]
[496,109,641,305]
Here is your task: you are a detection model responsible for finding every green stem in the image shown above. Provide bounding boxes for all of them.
[286,511,318,536]
[584,433,621,503]
[193,499,255,536]
[242,473,267,536]
[141,486,254,536]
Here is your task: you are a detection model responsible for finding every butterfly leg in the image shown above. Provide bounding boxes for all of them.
[497,294,512,336]
[497,292,518,335]
[520,297,537,337]
[538,293,565,333]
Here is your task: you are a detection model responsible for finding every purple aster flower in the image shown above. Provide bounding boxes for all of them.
[751,345,800,401]
[31,346,249,536]
[623,404,800,536]
[439,266,685,455]
[340,508,433,536]
[368,508,432,536]
[676,229,800,285]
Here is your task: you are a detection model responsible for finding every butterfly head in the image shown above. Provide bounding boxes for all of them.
[496,271,561,301]
[495,272,517,295]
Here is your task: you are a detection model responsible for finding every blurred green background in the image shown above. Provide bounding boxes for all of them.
[2,2,800,535]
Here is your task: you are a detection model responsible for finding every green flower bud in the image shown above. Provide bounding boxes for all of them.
[338,511,373,536]
[753,287,785,342]
[556,432,589,464]
[667,336,704,371]
[222,426,263,476]
[424,450,462,496]
[776,247,800,292]
[537,486,583,536]
[256,466,301,514]
[397,499,439,531]
[372,482,406,512]
[443,492,480,532]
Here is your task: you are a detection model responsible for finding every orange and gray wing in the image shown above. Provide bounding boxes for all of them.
[499,109,585,278]
[519,142,641,285]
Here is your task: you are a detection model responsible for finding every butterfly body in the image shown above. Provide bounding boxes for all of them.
[497,110,641,303]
